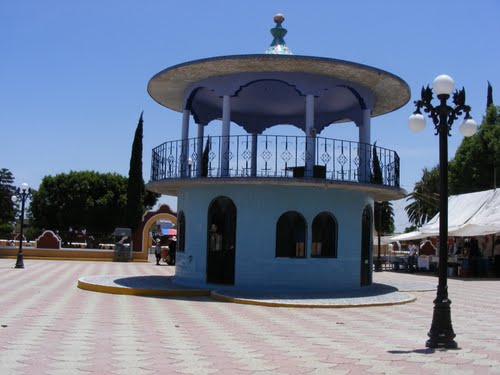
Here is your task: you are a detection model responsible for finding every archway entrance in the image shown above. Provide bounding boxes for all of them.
[360,205,372,286]
[133,205,177,260]
[206,196,236,285]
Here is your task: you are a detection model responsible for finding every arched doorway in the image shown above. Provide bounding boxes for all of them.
[137,205,177,260]
[360,205,372,286]
[206,196,236,285]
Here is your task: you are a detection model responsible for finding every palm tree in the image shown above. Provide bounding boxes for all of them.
[405,166,440,226]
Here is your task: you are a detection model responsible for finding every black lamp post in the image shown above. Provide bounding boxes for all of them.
[375,201,383,272]
[409,74,477,349]
[11,182,32,269]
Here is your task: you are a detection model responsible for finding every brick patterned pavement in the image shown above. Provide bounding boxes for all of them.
[1,258,499,374]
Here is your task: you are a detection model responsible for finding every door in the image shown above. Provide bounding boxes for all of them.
[360,205,372,286]
[206,196,236,284]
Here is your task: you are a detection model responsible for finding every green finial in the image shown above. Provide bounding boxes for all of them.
[265,14,293,55]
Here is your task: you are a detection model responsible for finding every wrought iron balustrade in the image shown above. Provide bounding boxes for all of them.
[150,135,400,188]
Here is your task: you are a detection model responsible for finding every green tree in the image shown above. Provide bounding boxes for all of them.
[405,166,440,226]
[374,201,395,235]
[201,136,210,177]
[0,168,17,236]
[370,142,382,184]
[371,143,395,234]
[449,105,500,194]
[30,171,128,233]
[487,81,493,110]
[125,112,145,232]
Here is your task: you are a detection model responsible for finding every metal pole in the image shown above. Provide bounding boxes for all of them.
[375,202,382,272]
[426,95,457,349]
[14,191,26,269]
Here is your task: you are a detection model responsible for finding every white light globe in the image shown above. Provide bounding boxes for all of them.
[432,74,455,96]
[459,117,477,137]
[11,195,18,203]
[20,182,29,191]
[408,113,426,132]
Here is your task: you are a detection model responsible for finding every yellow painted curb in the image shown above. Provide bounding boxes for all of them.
[77,277,417,308]
[210,292,416,308]
[77,278,210,297]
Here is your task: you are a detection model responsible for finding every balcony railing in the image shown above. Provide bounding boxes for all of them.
[150,135,400,188]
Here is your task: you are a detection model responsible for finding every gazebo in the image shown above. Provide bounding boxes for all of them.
[146,14,409,292]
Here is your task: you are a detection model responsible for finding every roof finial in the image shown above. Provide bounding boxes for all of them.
[265,13,293,55]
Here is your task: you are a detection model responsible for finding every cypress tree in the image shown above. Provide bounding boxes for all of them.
[371,142,383,184]
[487,81,494,110]
[201,136,210,177]
[125,112,145,232]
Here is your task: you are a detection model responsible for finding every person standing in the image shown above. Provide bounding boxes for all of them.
[154,238,162,265]
[408,243,417,273]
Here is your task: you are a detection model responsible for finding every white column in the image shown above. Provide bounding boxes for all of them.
[181,109,190,177]
[196,123,204,177]
[305,95,315,177]
[221,95,231,177]
[357,109,371,182]
[251,133,258,177]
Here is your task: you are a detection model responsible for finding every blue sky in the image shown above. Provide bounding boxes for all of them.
[1,1,499,232]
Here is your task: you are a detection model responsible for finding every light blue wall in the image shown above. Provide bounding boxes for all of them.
[174,184,373,292]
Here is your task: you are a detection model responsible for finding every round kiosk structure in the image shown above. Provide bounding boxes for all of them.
[147,14,410,292]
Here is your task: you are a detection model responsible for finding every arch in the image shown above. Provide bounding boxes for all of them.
[276,211,307,258]
[311,212,337,257]
[135,205,177,260]
[360,205,373,286]
[206,196,237,285]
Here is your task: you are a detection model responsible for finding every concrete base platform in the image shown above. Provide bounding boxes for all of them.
[78,274,436,307]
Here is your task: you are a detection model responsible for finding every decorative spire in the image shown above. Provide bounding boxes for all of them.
[265,14,293,55]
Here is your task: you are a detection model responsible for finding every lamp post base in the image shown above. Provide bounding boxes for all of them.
[374,258,382,272]
[15,252,24,269]
[426,286,457,349]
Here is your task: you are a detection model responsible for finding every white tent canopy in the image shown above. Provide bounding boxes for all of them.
[390,231,430,241]
[391,189,500,241]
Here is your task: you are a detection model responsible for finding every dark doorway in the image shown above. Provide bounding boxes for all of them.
[206,196,236,285]
[360,205,372,286]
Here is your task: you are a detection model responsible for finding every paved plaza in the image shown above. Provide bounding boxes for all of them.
[1,257,499,374]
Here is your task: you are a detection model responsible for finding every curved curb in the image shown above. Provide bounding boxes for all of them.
[77,278,210,297]
[78,275,417,308]
[210,291,416,308]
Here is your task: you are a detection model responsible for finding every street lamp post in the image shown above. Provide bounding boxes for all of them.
[375,202,383,272]
[409,75,477,349]
[11,182,32,269]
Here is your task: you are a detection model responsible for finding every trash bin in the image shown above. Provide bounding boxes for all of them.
[112,228,132,262]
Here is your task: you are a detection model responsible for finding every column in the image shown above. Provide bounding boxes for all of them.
[305,95,315,177]
[196,123,204,177]
[221,95,231,177]
[357,108,371,182]
[181,109,190,177]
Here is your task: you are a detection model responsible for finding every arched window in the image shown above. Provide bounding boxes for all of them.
[177,211,185,252]
[276,211,306,258]
[311,212,337,257]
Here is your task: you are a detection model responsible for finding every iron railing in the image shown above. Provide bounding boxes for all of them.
[150,135,400,188]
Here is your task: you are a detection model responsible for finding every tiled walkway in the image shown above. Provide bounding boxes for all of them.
[1,257,499,374]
